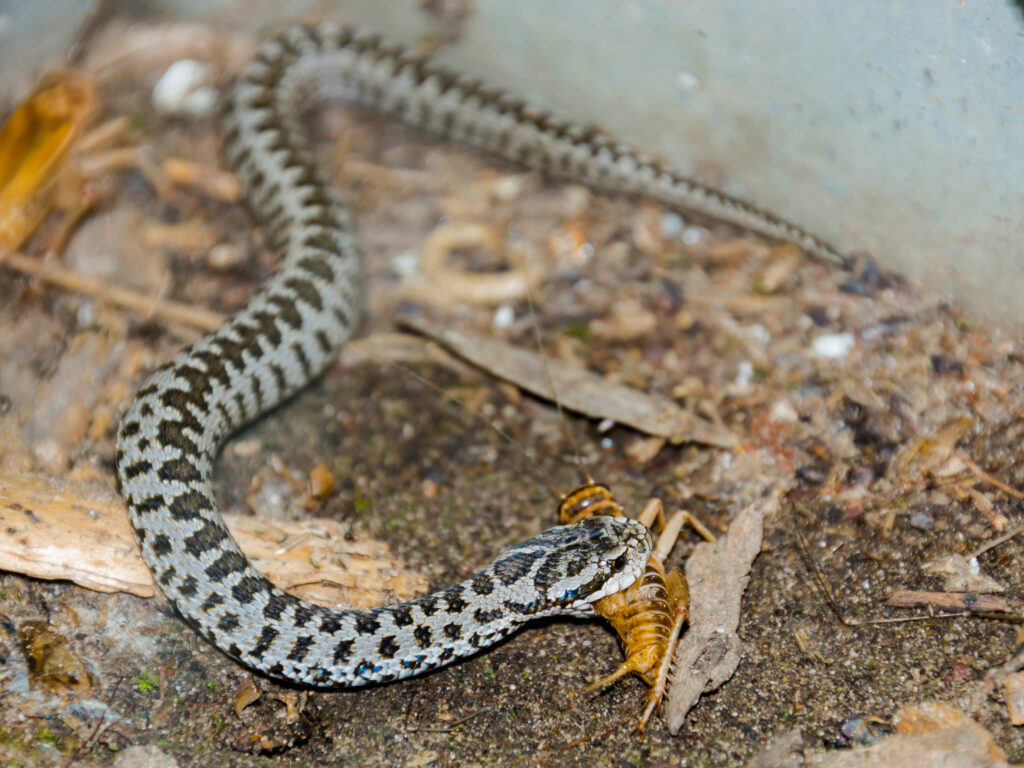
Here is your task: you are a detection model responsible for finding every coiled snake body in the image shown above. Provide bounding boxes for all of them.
[116,24,838,687]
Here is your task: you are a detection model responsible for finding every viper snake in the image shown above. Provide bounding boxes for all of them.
[116,23,839,687]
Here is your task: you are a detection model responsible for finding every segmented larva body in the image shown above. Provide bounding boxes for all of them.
[558,483,690,730]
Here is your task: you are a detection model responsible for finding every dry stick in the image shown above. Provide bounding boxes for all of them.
[960,454,1024,500]
[63,676,128,768]
[971,522,1024,559]
[1,251,226,331]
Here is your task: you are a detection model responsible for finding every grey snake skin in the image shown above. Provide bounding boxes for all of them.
[116,23,840,687]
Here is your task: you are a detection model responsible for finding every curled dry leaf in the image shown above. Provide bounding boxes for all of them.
[664,469,784,732]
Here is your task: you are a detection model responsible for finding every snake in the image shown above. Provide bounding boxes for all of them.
[115,23,840,687]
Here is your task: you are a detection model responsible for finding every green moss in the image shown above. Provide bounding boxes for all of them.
[136,671,159,694]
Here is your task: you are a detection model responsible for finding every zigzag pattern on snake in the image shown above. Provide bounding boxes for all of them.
[116,23,840,687]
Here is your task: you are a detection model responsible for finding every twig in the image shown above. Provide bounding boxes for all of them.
[2,251,225,331]
[405,706,492,733]
[63,676,127,768]
[960,454,1024,499]
[971,521,1024,559]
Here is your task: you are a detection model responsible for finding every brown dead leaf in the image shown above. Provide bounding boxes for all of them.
[400,314,737,449]
[664,462,786,732]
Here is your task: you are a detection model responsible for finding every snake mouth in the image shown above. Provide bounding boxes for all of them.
[580,518,651,606]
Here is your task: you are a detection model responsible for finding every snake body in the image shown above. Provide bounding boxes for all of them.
[116,24,838,687]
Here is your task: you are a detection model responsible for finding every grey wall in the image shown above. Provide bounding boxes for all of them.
[2,0,1022,327]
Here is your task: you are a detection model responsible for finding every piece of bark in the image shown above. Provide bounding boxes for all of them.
[664,484,780,732]
[886,590,1011,614]
[398,314,738,449]
[1001,672,1024,725]
[0,471,427,608]
[805,703,1009,768]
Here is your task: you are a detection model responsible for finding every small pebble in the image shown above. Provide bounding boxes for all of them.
[207,243,246,271]
[769,398,798,423]
[660,212,685,238]
[153,59,218,116]
[908,509,934,530]
[492,304,515,329]
[811,332,855,359]
[735,360,754,388]
[681,226,706,245]
[391,248,419,277]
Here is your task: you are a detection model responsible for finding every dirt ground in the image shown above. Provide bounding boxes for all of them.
[2,13,1024,768]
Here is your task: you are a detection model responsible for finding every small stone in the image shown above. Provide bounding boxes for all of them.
[152,59,217,116]
[660,212,685,238]
[811,332,855,359]
[207,243,246,271]
[491,304,515,329]
[908,509,934,530]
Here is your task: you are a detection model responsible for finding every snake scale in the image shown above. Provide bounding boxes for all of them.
[116,23,840,687]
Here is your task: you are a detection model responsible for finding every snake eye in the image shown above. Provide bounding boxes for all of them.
[612,554,628,572]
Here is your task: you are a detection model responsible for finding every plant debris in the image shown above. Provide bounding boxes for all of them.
[399,313,738,449]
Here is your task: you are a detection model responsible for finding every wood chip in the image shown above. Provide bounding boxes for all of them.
[162,158,241,202]
[0,471,427,608]
[1002,671,1024,725]
[886,589,1011,614]
[399,314,738,449]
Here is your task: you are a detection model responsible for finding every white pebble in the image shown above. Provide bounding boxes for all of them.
[735,360,754,388]
[153,59,218,116]
[769,398,798,423]
[492,304,515,329]
[681,226,707,245]
[660,212,685,238]
[812,332,856,359]
[390,248,420,277]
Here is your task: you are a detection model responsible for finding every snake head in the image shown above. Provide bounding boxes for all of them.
[498,516,652,619]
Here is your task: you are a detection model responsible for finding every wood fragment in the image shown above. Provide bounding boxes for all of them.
[1001,672,1024,726]
[1,251,226,331]
[0,471,427,608]
[162,157,241,202]
[399,314,738,449]
[886,589,1010,614]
